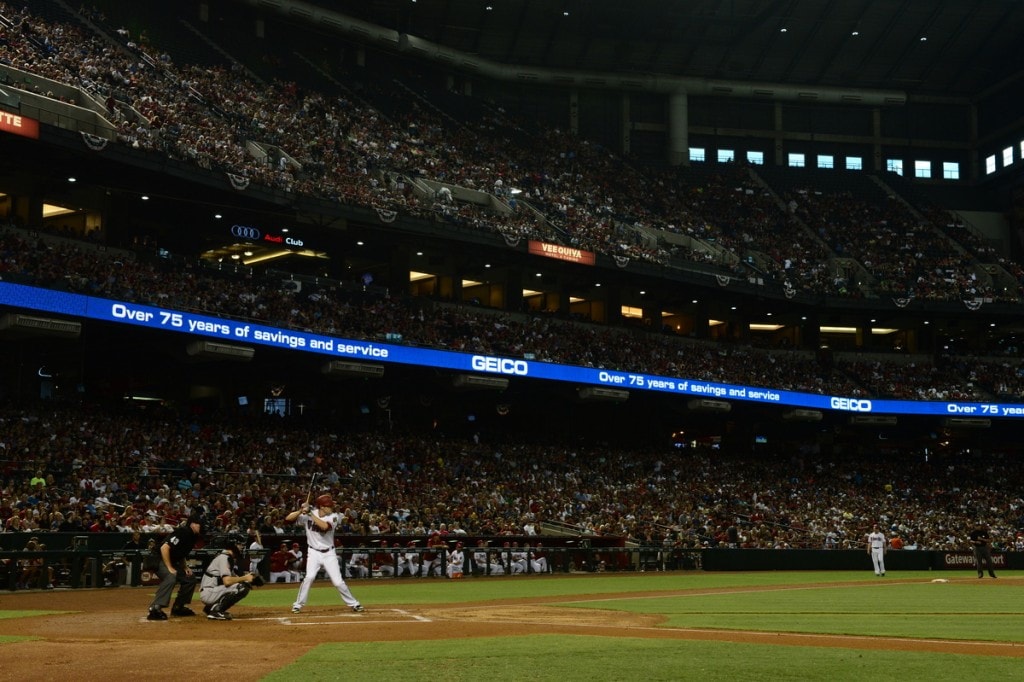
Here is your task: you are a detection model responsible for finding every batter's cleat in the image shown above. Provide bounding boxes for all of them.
[291,606,302,614]
[171,606,196,617]
[147,608,168,621]
[352,604,365,613]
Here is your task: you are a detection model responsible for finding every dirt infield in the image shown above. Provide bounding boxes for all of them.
[2,581,1022,680]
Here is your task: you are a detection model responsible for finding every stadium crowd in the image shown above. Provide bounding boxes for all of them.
[1,0,1021,302]
[2,403,1024,557]
[2,3,1024,582]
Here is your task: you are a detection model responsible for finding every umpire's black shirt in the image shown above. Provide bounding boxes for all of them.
[164,524,199,562]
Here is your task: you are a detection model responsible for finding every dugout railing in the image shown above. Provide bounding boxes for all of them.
[3,542,1022,590]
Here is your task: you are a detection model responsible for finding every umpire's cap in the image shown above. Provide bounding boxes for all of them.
[316,493,334,507]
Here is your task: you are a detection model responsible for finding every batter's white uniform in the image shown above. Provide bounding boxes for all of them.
[867,529,887,576]
[290,510,362,612]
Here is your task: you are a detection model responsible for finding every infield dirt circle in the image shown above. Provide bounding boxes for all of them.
[1,578,1021,680]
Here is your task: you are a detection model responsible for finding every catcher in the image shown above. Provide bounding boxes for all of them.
[199,534,264,620]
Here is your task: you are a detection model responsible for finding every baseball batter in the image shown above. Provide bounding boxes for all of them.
[866,523,887,576]
[285,494,364,614]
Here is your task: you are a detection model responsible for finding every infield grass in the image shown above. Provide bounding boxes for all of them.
[244,570,1024,644]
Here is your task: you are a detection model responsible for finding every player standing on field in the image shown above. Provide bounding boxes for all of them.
[866,523,886,576]
[285,494,364,614]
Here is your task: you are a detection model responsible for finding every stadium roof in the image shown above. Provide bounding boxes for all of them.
[299,0,1024,100]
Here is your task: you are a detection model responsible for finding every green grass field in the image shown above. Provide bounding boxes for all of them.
[247,571,1023,681]
[3,571,1020,680]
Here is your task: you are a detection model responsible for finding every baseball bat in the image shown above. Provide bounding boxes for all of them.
[304,472,318,506]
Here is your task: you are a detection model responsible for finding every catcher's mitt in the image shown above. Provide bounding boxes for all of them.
[250,574,265,587]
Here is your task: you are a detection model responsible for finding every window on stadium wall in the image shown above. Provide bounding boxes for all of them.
[846,157,862,170]
[943,162,960,180]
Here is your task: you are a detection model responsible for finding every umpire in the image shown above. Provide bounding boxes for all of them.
[969,521,998,579]
[147,513,204,620]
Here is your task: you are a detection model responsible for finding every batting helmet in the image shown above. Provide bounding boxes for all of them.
[316,494,334,507]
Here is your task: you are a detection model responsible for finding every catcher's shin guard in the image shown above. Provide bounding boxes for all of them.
[216,582,252,613]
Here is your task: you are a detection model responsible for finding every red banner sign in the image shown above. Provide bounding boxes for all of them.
[0,111,40,139]
[528,240,596,266]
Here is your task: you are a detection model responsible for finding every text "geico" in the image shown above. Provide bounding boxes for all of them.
[471,356,529,375]
[829,397,873,412]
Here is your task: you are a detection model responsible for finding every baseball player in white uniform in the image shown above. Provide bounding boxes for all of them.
[446,542,465,578]
[285,494,364,614]
[867,523,887,576]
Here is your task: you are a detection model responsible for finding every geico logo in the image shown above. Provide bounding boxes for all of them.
[830,397,873,412]
[231,225,261,240]
[471,356,529,375]
[285,237,304,246]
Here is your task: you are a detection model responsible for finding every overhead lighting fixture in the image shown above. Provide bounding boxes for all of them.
[67,177,76,182]
[522,289,542,297]
[461,279,483,288]
[242,248,327,266]
[42,203,76,218]
[409,271,434,282]
[818,326,899,335]
[141,195,149,201]
[749,324,783,331]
